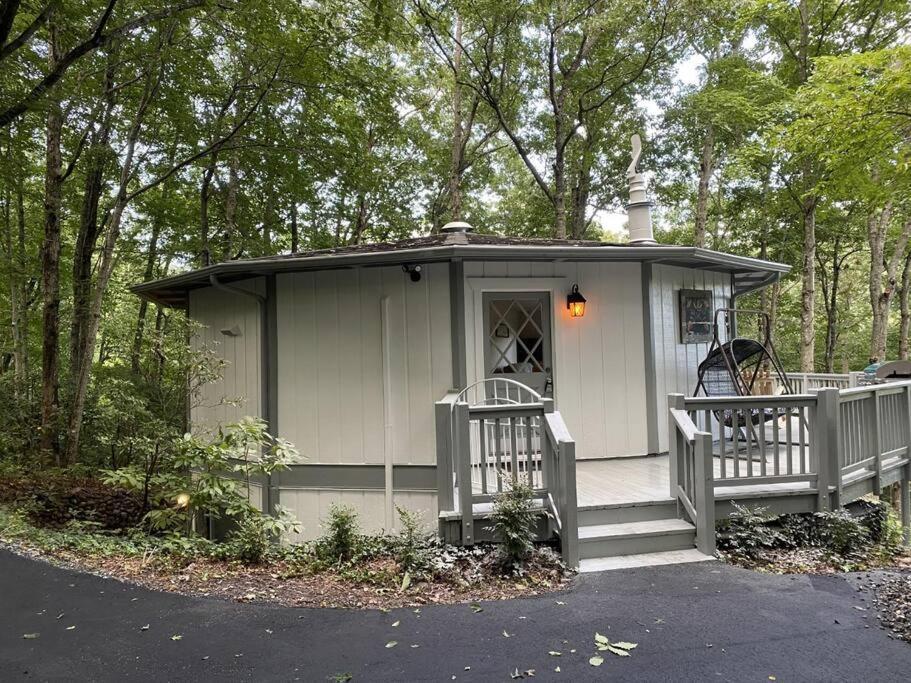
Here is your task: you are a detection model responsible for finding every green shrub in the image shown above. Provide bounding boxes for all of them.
[219,505,300,565]
[395,506,431,574]
[717,503,787,559]
[102,416,302,534]
[486,477,537,571]
[717,498,902,567]
[318,504,360,563]
[223,514,272,564]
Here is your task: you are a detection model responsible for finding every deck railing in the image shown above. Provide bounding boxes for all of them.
[435,379,579,566]
[669,381,911,546]
[777,371,862,394]
[668,400,715,554]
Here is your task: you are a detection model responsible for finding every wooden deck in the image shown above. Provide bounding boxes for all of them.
[576,453,815,508]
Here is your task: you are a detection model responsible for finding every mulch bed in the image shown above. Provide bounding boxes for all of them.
[870,573,911,642]
[718,547,911,575]
[0,539,572,610]
[851,554,911,643]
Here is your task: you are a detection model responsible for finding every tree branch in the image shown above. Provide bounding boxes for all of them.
[0,0,206,128]
[126,58,281,201]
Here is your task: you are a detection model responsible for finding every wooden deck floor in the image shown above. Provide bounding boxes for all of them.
[576,453,815,508]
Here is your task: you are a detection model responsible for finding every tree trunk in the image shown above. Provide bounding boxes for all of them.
[822,237,842,373]
[799,197,817,371]
[869,208,889,362]
[130,219,161,373]
[290,203,299,253]
[222,150,238,260]
[448,13,463,222]
[553,140,566,239]
[353,193,368,245]
[900,253,911,360]
[1,159,16,392]
[14,170,28,390]
[40,22,63,462]
[199,154,217,266]
[70,57,114,389]
[693,123,714,249]
[64,62,160,465]
[868,208,911,361]
[70,143,107,383]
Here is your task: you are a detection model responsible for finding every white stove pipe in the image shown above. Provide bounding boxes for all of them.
[626,134,656,245]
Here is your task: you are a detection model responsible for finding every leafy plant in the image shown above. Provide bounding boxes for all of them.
[716,503,786,559]
[395,505,431,574]
[220,505,300,564]
[102,416,302,534]
[486,476,538,571]
[317,504,360,563]
[718,498,903,570]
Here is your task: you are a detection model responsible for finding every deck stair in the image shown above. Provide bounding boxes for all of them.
[577,499,714,573]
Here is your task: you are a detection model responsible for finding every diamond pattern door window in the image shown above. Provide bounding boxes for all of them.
[487,298,546,375]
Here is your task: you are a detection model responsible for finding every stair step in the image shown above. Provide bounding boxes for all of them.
[578,499,676,525]
[579,548,715,573]
[579,518,696,559]
[579,517,694,539]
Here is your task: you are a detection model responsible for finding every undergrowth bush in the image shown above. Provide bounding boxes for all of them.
[102,416,301,537]
[317,504,360,563]
[395,505,431,574]
[487,477,537,571]
[717,498,902,570]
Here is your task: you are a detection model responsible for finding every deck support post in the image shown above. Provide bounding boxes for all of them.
[815,388,840,511]
[872,391,883,494]
[668,394,685,501]
[559,438,580,568]
[901,467,910,546]
[434,399,456,515]
[453,401,474,545]
[904,384,911,545]
[694,431,716,555]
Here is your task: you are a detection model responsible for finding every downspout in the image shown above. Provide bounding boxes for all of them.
[209,273,273,516]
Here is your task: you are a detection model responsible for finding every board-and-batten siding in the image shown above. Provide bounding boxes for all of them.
[188,278,264,432]
[463,260,648,459]
[274,264,451,540]
[651,264,732,452]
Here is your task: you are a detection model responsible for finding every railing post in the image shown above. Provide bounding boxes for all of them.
[559,438,579,568]
[815,388,840,511]
[540,398,554,492]
[453,401,474,545]
[694,431,715,555]
[904,385,911,545]
[872,389,883,494]
[434,399,455,514]
[668,394,685,500]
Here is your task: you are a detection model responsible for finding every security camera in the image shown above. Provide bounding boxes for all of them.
[402,264,422,282]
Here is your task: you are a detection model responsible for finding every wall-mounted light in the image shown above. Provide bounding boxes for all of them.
[220,325,242,337]
[567,284,586,318]
[402,264,423,282]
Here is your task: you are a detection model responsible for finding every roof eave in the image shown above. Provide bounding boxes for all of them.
[132,243,791,307]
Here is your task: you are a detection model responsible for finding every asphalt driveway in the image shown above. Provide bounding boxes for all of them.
[1,549,909,681]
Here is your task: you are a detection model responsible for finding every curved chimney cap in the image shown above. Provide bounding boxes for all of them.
[441,221,474,233]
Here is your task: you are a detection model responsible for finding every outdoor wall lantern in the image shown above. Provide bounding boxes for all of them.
[567,284,586,318]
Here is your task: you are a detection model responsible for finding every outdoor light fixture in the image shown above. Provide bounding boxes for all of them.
[402,264,423,282]
[567,284,586,318]
[219,325,242,337]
